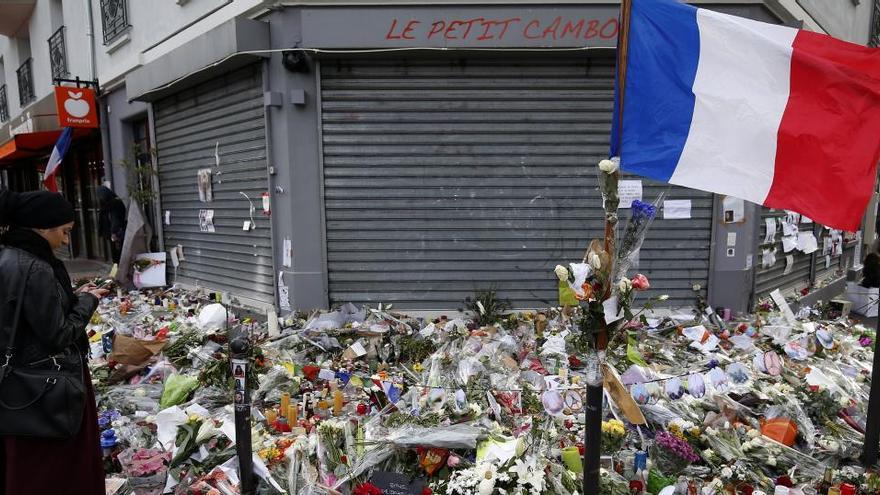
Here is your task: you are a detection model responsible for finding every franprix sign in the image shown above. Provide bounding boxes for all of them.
[301,6,621,48]
[53,86,98,128]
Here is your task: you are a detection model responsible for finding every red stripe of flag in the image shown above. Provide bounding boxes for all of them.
[764,31,880,230]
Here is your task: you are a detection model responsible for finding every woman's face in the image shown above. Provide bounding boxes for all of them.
[35,222,75,250]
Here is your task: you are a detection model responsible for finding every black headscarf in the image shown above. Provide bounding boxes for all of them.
[1,191,77,304]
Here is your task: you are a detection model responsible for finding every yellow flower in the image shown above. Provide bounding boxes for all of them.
[413,363,424,372]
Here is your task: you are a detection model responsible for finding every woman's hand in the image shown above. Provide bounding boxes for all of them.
[76,283,97,294]
[87,288,109,299]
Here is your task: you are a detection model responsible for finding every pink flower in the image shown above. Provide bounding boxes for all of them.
[447,455,460,467]
[632,274,650,291]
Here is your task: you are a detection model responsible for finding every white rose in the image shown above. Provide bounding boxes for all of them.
[598,159,619,174]
[618,278,632,293]
[747,428,761,439]
[554,265,569,282]
[721,467,733,479]
[693,284,702,291]
[657,294,669,301]
[838,396,850,408]
[478,479,495,495]
[767,456,777,466]
[588,252,602,271]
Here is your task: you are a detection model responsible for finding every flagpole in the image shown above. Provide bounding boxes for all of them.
[585,1,633,494]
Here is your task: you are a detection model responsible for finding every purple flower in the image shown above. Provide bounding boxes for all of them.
[860,336,873,347]
[655,431,700,463]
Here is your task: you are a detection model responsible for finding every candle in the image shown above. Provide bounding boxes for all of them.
[333,389,343,416]
[280,392,290,418]
[265,408,277,425]
[289,403,298,424]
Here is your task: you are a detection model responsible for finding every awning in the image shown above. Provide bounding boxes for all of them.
[0,128,92,167]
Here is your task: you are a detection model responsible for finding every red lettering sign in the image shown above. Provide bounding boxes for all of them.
[383,15,616,44]
[54,86,98,128]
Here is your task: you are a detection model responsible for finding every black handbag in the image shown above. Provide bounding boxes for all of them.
[0,261,86,438]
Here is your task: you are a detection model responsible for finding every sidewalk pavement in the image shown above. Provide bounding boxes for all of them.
[64,258,112,281]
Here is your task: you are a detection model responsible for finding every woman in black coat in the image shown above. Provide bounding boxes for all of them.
[97,186,127,264]
[0,191,108,494]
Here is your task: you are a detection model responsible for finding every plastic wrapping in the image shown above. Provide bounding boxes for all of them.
[160,374,200,410]
[382,423,483,449]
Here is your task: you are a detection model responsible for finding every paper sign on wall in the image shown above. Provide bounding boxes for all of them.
[199,210,215,233]
[797,231,818,254]
[783,254,794,275]
[764,218,777,244]
[663,200,691,219]
[782,235,797,253]
[197,169,213,203]
[164,210,171,225]
[618,180,643,209]
[727,232,737,247]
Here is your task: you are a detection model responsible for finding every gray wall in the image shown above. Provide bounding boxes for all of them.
[101,86,149,201]
[797,0,875,43]
[265,9,329,310]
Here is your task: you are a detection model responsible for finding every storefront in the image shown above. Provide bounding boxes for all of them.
[0,127,106,260]
[126,2,863,313]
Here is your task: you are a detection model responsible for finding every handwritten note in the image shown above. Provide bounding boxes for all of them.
[618,180,643,209]
[372,471,426,495]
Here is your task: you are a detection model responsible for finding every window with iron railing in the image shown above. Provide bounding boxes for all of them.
[0,86,9,123]
[49,26,68,80]
[16,58,34,106]
[100,0,130,45]
[871,0,880,47]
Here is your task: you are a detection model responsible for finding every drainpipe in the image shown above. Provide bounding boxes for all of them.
[86,0,113,189]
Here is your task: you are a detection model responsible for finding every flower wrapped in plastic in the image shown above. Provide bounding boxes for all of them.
[601,419,626,454]
[649,431,700,476]
[614,197,663,283]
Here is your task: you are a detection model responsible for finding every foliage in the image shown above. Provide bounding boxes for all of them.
[463,289,510,327]
[119,143,158,210]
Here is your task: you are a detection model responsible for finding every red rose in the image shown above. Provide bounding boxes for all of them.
[631,274,650,291]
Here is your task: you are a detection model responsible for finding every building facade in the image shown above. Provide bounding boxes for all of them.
[0,0,875,314]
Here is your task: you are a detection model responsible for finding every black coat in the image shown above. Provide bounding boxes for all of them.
[0,246,97,364]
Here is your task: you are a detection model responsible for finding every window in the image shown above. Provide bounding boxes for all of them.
[0,86,8,122]
[100,0,130,45]
[48,26,68,81]
[16,58,34,106]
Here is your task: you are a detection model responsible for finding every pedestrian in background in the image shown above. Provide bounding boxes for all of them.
[97,186,127,264]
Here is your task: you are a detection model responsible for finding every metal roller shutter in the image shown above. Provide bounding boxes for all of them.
[755,208,813,301]
[320,56,713,309]
[154,65,274,304]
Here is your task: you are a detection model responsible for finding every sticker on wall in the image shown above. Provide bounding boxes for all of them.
[283,238,292,268]
[164,210,171,225]
[262,192,271,216]
[278,271,291,312]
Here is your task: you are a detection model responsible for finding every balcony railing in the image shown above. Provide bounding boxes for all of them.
[49,26,68,81]
[0,86,9,123]
[100,0,130,45]
[16,58,34,106]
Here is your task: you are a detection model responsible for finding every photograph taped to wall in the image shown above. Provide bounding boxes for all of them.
[722,196,744,223]
[199,209,215,233]
[197,168,213,203]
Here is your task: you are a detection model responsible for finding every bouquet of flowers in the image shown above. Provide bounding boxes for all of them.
[601,419,626,454]
[614,198,662,283]
[118,448,171,495]
[650,431,700,476]
[171,414,221,467]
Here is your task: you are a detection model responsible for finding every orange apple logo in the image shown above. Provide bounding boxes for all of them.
[64,91,90,118]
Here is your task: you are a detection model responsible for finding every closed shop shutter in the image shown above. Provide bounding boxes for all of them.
[154,65,274,304]
[320,56,713,309]
[755,208,813,301]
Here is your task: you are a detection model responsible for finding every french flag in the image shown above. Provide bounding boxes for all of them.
[611,0,880,231]
[43,127,73,193]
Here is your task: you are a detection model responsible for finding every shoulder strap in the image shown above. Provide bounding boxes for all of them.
[2,259,36,367]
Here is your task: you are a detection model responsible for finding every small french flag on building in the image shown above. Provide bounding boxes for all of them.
[43,127,73,193]
[612,0,880,230]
